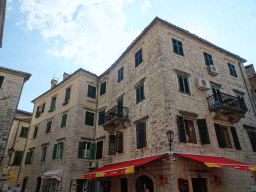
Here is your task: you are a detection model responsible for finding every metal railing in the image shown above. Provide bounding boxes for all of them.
[207,92,248,111]
[104,106,129,122]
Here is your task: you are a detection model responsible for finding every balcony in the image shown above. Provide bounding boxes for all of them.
[207,92,247,123]
[102,106,129,133]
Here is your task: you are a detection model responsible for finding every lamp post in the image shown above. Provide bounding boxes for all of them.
[166,130,174,153]
[8,147,15,166]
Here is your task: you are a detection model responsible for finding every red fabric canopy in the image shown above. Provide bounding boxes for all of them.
[174,153,256,171]
[81,153,168,179]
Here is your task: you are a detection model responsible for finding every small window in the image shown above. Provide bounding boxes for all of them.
[137,122,146,149]
[237,94,247,111]
[227,63,238,77]
[20,127,29,138]
[96,141,103,159]
[52,142,64,160]
[172,38,184,56]
[118,67,124,83]
[41,147,47,162]
[177,75,190,95]
[77,142,96,159]
[61,113,68,128]
[135,48,143,67]
[247,130,256,152]
[85,111,94,126]
[98,110,105,125]
[50,97,57,109]
[87,85,96,99]
[12,151,23,166]
[203,52,214,66]
[136,83,145,104]
[65,87,71,102]
[46,121,52,134]
[25,150,34,165]
[33,127,38,139]
[108,132,123,155]
[100,82,106,96]
[0,75,5,88]
[36,103,46,117]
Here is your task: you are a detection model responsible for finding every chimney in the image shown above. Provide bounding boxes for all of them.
[63,72,69,80]
[51,79,58,88]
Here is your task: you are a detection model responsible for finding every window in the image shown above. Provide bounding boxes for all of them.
[237,94,247,110]
[0,75,5,88]
[52,142,64,160]
[203,52,214,66]
[247,130,256,152]
[100,82,106,96]
[36,103,45,117]
[108,132,123,155]
[136,83,145,104]
[227,63,238,77]
[96,141,103,159]
[46,121,52,134]
[50,97,56,109]
[77,142,96,159]
[25,150,33,165]
[137,122,146,148]
[20,127,29,138]
[118,67,124,83]
[65,87,71,102]
[87,85,96,99]
[109,135,116,155]
[98,110,105,125]
[85,111,94,126]
[33,127,38,139]
[197,119,210,144]
[177,75,190,94]
[61,114,67,128]
[41,147,47,162]
[214,124,241,149]
[12,151,23,166]
[172,38,184,56]
[135,48,143,67]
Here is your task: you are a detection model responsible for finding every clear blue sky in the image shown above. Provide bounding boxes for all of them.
[1,0,256,113]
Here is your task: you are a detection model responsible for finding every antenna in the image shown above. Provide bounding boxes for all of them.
[50,74,60,81]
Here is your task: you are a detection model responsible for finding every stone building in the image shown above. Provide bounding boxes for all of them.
[0,67,31,164]
[16,17,256,192]
[245,64,256,104]
[0,109,32,190]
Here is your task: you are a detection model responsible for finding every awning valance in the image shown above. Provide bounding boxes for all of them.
[42,169,64,181]
[81,153,168,179]
[174,153,256,171]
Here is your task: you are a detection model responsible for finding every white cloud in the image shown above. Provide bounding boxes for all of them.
[142,0,151,13]
[126,0,134,3]
[19,0,141,75]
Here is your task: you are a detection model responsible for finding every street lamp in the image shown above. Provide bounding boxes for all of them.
[8,147,15,166]
[166,130,174,152]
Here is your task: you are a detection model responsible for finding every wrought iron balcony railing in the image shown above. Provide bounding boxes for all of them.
[104,106,129,123]
[207,92,248,111]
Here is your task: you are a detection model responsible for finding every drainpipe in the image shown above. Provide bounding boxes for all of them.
[238,61,256,116]
[93,80,99,144]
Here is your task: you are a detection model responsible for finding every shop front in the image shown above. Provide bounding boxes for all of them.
[41,169,63,192]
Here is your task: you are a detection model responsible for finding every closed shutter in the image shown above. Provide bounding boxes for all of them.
[25,152,30,165]
[33,127,38,139]
[230,127,241,150]
[109,135,116,155]
[96,141,103,159]
[78,141,84,158]
[197,119,210,144]
[65,87,71,101]
[46,121,52,133]
[61,114,67,128]
[85,112,94,126]
[116,131,123,153]
[137,122,146,148]
[89,143,96,159]
[100,82,106,96]
[52,144,58,159]
[177,115,186,143]
[98,111,105,125]
[247,131,256,152]
[24,128,28,138]
[214,124,225,148]
[59,142,64,159]
[20,127,25,137]
[51,97,56,108]
[42,103,45,113]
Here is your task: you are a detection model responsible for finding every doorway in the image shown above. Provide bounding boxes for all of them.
[21,178,28,192]
[136,175,154,192]
[36,177,41,192]
[192,178,208,192]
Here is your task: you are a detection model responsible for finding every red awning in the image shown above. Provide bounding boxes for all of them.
[174,153,256,171]
[81,153,168,179]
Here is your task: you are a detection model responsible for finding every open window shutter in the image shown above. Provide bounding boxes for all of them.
[197,119,210,144]
[59,142,64,159]
[139,48,143,64]
[214,124,225,148]
[135,51,138,67]
[230,127,241,150]
[36,106,40,115]
[177,115,186,143]
[109,135,116,155]
[89,143,96,159]
[92,86,96,98]
[78,141,84,158]
[52,144,57,160]
[65,88,71,101]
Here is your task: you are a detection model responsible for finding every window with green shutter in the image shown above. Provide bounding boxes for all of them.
[50,97,57,109]
[203,52,214,66]
[0,75,5,88]
[61,113,67,128]
[214,124,232,148]
[135,48,143,67]
[89,143,96,159]
[177,115,186,143]
[230,127,241,150]
[25,150,33,165]
[172,38,184,56]
[46,121,52,134]
[12,151,23,166]
[36,103,46,117]
[41,147,47,162]
[177,75,190,95]
[98,110,105,125]
[197,119,210,144]
[116,131,123,153]
[53,142,64,160]
[85,111,94,126]
[65,87,71,101]
[136,83,145,104]
[137,122,146,149]
[20,127,28,138]
[87,85,96,99]
[77,142,95,159]
[118,67,124,83]
[33,127,38,139]
[109,135,116,155]
[100,82,106,96]
[227,62,238,77]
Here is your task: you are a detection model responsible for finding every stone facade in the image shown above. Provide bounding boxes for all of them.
[0,67,31,163]
[245,64,256,104]
[13,17,256,192]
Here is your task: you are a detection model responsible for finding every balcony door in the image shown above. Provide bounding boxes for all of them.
[211,86,221,105]
[117,98,123,117]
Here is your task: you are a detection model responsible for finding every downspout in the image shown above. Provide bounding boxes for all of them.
[93,79,99,143]
[238,61,256,116]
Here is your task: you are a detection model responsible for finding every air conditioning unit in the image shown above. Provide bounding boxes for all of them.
[197,78,211,90]
[89,160,98,168]
[208,65,219,76]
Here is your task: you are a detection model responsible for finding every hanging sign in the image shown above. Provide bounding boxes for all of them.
[178,178,189,192]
